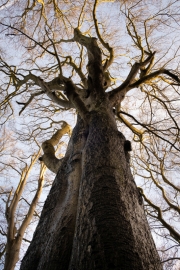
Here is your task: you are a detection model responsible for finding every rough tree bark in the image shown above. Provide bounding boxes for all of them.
[20,28,163,270]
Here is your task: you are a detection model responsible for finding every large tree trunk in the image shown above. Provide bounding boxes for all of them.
[20,107,162,270]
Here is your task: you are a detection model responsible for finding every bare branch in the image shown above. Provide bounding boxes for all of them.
[1,22,55,57]
[93,0,114,71]
[108,52,156,105]
[140,188,180,243]
[16,91,44,115]
[19,163,46,236]
[119,111,180,151]
[129,69,180,89]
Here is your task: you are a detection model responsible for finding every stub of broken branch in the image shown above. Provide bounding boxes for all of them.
[39,121,72,173]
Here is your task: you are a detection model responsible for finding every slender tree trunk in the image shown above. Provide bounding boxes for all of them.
[20,107,162,270]
[4,238,21,270]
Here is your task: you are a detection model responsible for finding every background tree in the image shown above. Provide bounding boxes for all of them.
[0,130,46,270]
[0,0,180,269]
[0,124,70,270]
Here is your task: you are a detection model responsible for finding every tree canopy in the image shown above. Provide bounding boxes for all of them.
[0,0,180,269]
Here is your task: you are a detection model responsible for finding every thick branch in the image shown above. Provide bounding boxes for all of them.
[40,121,71,173]
[37,77,73,108]
[73,28,104,93]
[5,70,72,109]
[129,69,180,88]
[117,112,143,138]
[109,52,156,105]
[64,79,89,122]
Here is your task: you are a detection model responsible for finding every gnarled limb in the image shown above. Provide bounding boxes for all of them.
[40,121,72,173]
[37,77,73,108]
[0,64,73,110]
[108,52,156,106]
[74,28,104,94]
[64,79,89,122]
